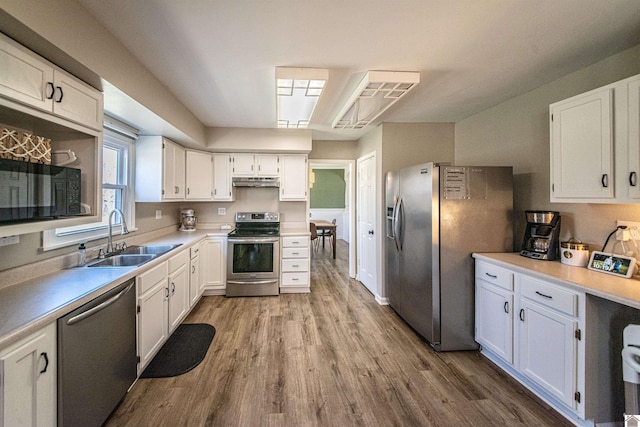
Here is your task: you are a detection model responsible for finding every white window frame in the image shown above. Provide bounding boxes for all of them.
[42,121,137,251]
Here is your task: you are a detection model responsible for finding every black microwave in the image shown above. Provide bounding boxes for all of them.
[0,158,82,224]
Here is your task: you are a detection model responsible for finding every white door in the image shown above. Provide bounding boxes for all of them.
[357,153,376,295]
[628,76,640,199]
[186,151,213,200]
[475,279,514,364]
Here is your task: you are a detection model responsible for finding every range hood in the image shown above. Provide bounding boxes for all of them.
[232,177,280,188]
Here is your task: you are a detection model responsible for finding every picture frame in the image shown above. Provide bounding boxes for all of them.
[587,251,637,279]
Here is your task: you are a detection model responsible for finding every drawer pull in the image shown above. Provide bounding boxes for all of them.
[292,252,299,255]
[503,301,509,314]
[485,272,497,279]
[292,278,299,281]
[292,264,299,268]
[292,241,299,244]
[519,309,525,322]
[535,291,553,299]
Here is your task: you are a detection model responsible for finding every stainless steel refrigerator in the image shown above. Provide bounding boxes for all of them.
[385,162,513,351]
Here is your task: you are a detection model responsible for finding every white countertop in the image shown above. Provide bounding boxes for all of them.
[0,230,225,350]
[474,252,640,310]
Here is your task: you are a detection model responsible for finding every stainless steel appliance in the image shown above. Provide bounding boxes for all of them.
[385,163,513,351]
[520,210,561,260]
[179,208,197,231]
[227,212,280,296]
[57,279,137,426]
[0,158,82,223]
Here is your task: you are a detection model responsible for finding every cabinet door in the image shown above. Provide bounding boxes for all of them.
[280,155,308,201]
[168,263,189,333]
[52,71,104,131]
[202,238,225,291]
[0,33,54,112]
[256,154,279,176]
[518,299,578,409]
[232,153,255,176]
[550,88,614,201]
[628,76,640,200]
[475,279,514,364]
[186,151,213,200]
[1,323,56,427]
[163,140,185,200]
[189,254,201,307]
[213,154,234,201]
[138,279,169,371]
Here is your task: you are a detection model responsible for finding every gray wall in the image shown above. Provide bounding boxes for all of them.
[455,44,640,250]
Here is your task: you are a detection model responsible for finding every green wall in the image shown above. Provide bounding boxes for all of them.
[310,169,345,208]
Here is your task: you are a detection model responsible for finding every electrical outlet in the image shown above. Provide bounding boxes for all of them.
[0,235,19,246]
[155,210,162,219]
[218,208,226,215]
[616,220,640,241]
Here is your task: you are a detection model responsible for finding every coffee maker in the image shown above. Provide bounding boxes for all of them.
[520,210,561,260]
[179,208,197,231]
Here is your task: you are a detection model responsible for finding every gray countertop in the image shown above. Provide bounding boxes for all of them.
[0,230,223,350]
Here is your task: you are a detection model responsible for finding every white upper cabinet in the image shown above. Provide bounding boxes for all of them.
[186,150,213,200]
[0,32,103,131]
[550,73,640,203]
[550,88,613,201]
[279,154,308,201]
[232,153,279,177]
[627,75,640,200]
[135,136,186,202]
[213,153,234,201]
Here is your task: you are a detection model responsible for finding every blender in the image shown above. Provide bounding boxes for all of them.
[179,208,197,231]
[520,210,561,260]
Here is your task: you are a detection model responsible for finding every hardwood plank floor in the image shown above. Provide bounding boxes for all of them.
[105,240,572,426]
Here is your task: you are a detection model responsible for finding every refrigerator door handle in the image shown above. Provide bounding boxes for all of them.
[394,197,403,251]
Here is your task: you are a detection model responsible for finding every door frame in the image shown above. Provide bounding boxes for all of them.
[309,159,356,278]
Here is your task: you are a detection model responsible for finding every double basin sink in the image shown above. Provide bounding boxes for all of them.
[84,244,181,268]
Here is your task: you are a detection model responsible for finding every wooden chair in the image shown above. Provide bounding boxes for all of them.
[310,222,319,252]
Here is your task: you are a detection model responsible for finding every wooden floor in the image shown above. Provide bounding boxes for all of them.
[106,240,571,427]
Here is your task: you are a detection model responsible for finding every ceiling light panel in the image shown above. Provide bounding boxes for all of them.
[332,71,420,129]
[276,67,328,129]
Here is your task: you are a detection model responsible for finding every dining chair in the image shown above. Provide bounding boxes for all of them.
[319,219,336,250]
[310,222,319,252]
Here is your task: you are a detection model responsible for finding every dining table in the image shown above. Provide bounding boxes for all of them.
[310,220,337,259]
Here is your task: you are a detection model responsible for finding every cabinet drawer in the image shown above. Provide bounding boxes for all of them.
[282,272,309,286]
[190,245,200,259]
[282,247,309,258]
[168,250,189,273]
[137,262,168,295]
[282,259,309,272]
[282,236,309,248]
[520,276,578,316]
[476,261,513,291]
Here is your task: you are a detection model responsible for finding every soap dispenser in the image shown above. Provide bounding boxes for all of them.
[78,243,86,266]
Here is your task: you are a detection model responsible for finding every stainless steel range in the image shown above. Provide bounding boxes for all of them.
[226,212,280,296]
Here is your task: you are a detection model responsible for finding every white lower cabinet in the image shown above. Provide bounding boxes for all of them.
[280,235,310,293]
[474,259,585,423]
[189,245,202,307]
[201,236,226,294]
[136,247,190,374]
[0,323,56,427]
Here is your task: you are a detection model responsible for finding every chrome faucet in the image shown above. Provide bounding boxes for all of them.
[106,209,129,254]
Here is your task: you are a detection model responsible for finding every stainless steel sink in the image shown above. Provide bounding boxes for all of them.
[88,254,156,267]
[120,244,181,256]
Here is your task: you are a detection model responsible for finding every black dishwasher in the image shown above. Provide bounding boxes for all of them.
[57,279,137,427]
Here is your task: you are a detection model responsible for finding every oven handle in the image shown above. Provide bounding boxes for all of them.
[227,279,279,285]
[228,237,280,244]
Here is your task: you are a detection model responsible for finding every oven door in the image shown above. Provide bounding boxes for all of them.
[227,237,280,296]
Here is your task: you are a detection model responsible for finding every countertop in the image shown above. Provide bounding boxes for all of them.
[0,230,224,350]
[473,252,640,310]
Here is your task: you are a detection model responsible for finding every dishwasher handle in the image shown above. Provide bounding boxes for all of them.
[66,282,134,326]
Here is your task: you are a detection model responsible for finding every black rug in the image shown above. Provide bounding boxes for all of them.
[140,323,216,378]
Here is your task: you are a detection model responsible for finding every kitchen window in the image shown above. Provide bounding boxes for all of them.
[42,118,137,250]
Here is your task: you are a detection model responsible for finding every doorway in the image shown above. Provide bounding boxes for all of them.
[309,159,356,278]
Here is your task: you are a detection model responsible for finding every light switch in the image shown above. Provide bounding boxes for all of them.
[155,210,162,219]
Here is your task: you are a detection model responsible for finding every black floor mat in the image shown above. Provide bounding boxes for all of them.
[140,323,216,378]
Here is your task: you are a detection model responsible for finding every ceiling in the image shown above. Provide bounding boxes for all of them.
[77,0,640,141]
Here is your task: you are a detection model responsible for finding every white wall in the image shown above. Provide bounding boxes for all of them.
[208,128,312,153]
